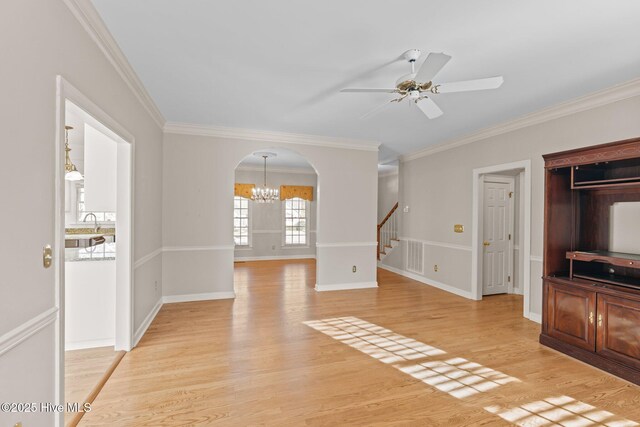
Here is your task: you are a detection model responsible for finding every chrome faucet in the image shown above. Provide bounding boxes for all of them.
[83,213,101,233]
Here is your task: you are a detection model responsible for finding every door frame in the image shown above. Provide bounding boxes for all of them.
[471,160,532,320]
[54,76,135,425]
[481,174,515,295]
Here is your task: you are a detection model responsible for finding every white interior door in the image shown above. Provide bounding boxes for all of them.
[482,177,514,295]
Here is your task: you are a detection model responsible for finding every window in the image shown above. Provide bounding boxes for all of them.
[77,187,116,223]
[284,197,307,245]
[234,196,250,246]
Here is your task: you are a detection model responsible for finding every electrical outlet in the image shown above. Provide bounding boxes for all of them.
[403,205,410,213]
[434,265,439,272]
[352,265,357,273]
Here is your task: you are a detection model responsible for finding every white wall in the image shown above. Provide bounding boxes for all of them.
[234,169,317,260]
[0,1,163,425]
[378,172,398,223]
[381,94,640,320]
[163,132,378,297]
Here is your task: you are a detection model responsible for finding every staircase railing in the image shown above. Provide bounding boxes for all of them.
[377,202,399,260]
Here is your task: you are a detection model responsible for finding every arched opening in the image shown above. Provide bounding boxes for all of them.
[232,147,319,296]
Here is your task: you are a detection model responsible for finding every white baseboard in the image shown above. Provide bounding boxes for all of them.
[162,291,236,304]
[377,263,474,300]
[133,298,163,347]
[315,282,378,292]
[527,312,542,324]
[65,338,114,351]
[234,255,316,262]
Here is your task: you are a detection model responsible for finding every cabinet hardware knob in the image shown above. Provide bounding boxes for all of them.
[589,312,594,324]
[598,314,603,327]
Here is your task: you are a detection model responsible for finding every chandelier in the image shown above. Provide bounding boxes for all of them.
[64,125,83,181]
[251,152,279,203]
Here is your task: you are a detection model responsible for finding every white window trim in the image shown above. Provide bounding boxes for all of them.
[233,196,253,248]
[282,198,310,248]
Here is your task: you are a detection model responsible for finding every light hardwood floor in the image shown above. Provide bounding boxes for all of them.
[65,346,124,426]
[80,260,640,426]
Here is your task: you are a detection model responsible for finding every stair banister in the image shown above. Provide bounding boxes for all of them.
[377,202,399,260]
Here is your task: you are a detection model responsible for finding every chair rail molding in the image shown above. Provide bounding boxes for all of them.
[316,242,378,248]
[398,237,473,252]
[163,245,235,252]
[0,307,58,357]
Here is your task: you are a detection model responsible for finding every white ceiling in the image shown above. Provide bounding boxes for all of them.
[92,0,640,161]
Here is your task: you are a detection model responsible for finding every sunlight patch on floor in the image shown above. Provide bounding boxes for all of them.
[304,316,519,399]
[485,395,639,427]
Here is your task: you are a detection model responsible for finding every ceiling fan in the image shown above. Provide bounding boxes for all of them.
[341,49,504,119]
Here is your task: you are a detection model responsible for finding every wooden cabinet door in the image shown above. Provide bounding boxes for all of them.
[596,294,640,370]
[547,281,596,351]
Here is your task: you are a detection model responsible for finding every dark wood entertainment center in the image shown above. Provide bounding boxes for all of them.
[541,137,640,385]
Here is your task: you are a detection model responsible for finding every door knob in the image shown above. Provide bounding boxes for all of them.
[483,241,490,247]
[43,245,53,268]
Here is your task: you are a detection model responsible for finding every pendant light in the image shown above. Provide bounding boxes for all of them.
[64,125,83,181]
[251,152,279,203]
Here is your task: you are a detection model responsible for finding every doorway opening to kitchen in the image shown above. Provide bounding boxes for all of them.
[55,77,133,426]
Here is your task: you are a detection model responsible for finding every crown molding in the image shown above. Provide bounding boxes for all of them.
[235,166,316,175]
[62,0,165,129]
[402,77,640,162]
[164,122,380,152]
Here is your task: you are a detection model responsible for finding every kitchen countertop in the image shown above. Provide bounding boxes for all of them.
[65,242,116,262]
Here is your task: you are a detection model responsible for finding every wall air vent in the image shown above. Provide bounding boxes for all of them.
[406,240,424,274]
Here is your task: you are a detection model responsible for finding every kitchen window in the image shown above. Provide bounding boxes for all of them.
[77,186,116,223]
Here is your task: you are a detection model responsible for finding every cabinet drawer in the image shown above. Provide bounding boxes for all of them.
[546,280,596,351]
[596,294,640,370]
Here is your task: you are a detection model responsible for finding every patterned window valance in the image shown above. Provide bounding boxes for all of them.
[234,183,255,199]
[280,185,314,201]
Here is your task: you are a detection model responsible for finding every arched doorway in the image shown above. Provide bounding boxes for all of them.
[232,148,319,295]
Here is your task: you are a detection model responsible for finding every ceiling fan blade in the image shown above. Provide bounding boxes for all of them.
[414,52,452,84]
[341,88,398,93]
[435,76,504,93]
[415,97,443,119]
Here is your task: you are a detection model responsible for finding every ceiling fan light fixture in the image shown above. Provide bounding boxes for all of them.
[341,49,504,120]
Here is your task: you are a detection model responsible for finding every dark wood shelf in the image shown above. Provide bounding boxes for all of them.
[566,250,640,268]
[573,272,640,290]
[573,176,640,186]
[571,181,640,190]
